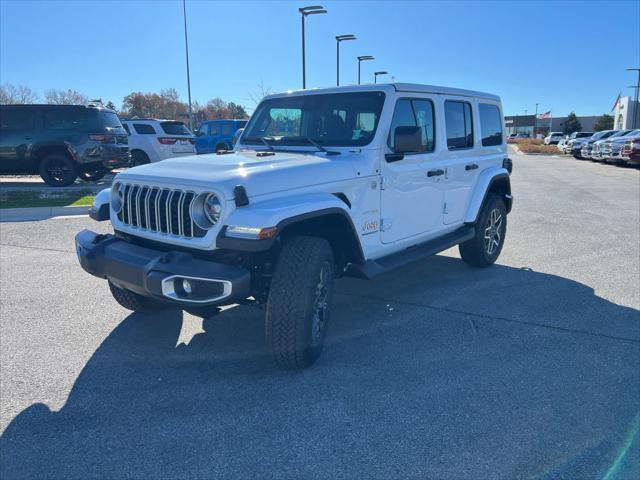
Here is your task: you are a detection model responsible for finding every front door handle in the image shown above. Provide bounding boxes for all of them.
[465,163,479,171]
[427,169,445,177]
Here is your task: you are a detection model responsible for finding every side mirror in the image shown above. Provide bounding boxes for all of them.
[394,126,422,153]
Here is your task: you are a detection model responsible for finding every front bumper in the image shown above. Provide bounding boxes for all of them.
[75,230,250,306]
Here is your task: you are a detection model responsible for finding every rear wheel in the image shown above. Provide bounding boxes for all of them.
[38,153,77,187]
[131,150,150,166]
[78,170,106,182]
[265,236,335,370]
[459,194,507,267]
[108,281,167,312]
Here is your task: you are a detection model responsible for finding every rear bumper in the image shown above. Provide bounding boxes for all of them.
[75,230,250,306]
[79,145,131,170]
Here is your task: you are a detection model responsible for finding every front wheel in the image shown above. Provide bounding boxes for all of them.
[265,236,335,370]
[459,194,507,267]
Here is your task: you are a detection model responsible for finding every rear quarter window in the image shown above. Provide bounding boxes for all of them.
[0,108,36,131]
[479,104,503,147]
[222,123,233,136]
[133,123,156,135]
[161,121,191,135]
[43,108,86,130]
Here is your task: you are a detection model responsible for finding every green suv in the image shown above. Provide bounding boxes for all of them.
[0,104,130,186]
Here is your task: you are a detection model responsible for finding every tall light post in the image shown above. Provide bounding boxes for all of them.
[336,34,356,86]
[534,103,539,137]
[357,56,374,85]
[182,0,193,130]
[299,6,327,89]
[374,71,388,83]
[627,67,640,129]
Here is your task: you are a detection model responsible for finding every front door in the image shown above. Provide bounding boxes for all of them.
[381,97,446,244]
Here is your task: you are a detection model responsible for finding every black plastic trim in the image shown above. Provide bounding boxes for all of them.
[75,229,250,305]
[88,203,110,222]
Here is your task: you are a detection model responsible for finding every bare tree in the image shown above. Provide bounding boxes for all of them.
[45,89,89,105]
[0,84,39,104]
[248,79,273,106]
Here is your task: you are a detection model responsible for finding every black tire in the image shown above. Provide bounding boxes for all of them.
[108,281,166,312]
[265,236,335,370]
[78,170,106,182]
[38,153,77,187]
[459,194,507,268]
[131,150,150,166]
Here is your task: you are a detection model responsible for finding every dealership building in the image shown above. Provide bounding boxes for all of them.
[504,115,600,137]
[504,95,640,137]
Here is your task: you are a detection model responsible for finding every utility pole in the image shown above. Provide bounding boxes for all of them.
[182,0,193,131]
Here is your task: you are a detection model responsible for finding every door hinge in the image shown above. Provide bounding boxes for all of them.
[381,218,391,232]
[443,202,448,215]
[380,177,385,190]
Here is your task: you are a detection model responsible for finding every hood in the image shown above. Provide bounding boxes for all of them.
[115,150,359,200]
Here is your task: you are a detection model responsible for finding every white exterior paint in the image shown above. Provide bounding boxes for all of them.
[121,119,195,163]
[613,96,640,130]
[96,84,509,260]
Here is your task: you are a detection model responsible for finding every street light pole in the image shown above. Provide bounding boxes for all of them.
[535,103,538,137]
[299,6,327,89]
[374,71,388,84]
[182,0,193,131]
[335,34,356,86]
[357,56,374,85]
[627,67,640,129]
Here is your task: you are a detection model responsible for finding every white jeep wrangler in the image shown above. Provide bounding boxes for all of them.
[76,83,512,370]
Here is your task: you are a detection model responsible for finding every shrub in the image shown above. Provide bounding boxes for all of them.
[515,138,559,154]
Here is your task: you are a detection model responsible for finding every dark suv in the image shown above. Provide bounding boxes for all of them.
[0,104,130,186]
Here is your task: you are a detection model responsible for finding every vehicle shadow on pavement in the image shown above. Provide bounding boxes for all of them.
[1,256,639,479]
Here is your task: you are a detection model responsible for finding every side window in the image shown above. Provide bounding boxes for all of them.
[221,123,233,136]
[445,101,474,149]
[479,104,503,146]
[122,124,131,135]
[387,98,435,153]
[0,108,35,132]
[133,123,156,135]
[210,124,219,137]
[43,109,86,130]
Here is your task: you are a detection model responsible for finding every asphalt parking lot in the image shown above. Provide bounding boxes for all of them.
[0,149,638,479]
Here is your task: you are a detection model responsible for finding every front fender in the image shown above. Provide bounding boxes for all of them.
[464,167,511,223]
[217,192,353,252]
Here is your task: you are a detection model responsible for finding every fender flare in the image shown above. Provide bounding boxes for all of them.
[464,168,512,223]
[216,193,363,261]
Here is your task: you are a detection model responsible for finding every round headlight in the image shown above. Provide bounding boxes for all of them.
[204,193,222,224]
[191,192,223,230]
[111,182,124,213]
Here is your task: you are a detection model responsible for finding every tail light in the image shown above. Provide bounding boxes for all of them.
[89,134,116,144]
[158,137,178,145]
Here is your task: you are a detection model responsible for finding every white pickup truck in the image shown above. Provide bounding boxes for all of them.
[76,83,513,370]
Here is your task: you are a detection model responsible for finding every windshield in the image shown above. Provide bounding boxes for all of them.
[610,130,632,138]
[161,121,191,135]
[242,91,386,147]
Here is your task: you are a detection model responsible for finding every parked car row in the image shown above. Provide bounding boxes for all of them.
[0,104,248,186]
[558,129,640,166]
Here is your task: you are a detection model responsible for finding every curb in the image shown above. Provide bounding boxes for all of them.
[0,205,90,222]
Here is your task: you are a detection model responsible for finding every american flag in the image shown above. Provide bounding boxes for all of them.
[537,111,551,119]
[611,92,621,112]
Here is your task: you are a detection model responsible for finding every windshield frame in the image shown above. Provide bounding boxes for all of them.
[241,91,387,149]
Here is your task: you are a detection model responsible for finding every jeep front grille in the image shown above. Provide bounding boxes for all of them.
[117,184,207,238]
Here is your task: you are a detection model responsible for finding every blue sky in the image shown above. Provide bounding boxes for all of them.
[1,0,638,116]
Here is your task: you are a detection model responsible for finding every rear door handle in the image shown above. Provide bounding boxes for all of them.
[427,169,445,177]
[465,163,479,171]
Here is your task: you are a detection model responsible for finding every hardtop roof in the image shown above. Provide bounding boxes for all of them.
[263,83,501,102]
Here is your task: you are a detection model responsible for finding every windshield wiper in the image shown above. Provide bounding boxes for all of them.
[260,136,276,151]
[294,137,341,156]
